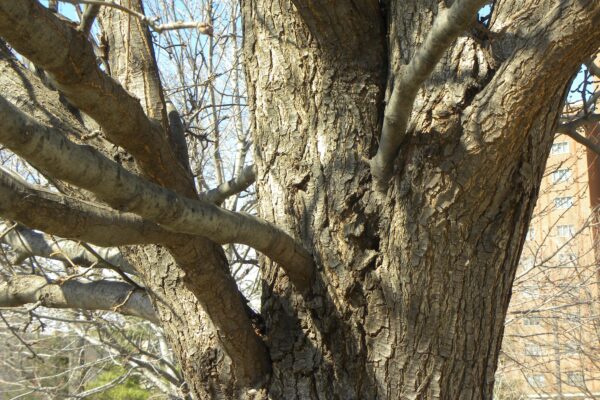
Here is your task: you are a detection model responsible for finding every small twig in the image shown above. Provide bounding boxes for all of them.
[55,263,96,285]
[79,242,143,289]
[61,0,213,35]
[0,312,41,358]
[111,287,138,314]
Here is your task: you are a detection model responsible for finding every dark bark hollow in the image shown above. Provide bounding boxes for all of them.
[243,0,600,398]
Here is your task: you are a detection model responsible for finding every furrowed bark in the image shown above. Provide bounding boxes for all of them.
[0,97,315,290]
[0,0,194,194]
[243,0,600,398]
[244,1,386,397]
[0,275,158,323]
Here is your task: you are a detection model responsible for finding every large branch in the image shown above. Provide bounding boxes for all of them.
[0,0,194,195]
[0,221,135,275]
[0,275,158,323]
[0,97,315,291]
[369,0,487,188]
[0,168,189,248]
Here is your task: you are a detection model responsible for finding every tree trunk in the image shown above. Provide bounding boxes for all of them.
[1,0,599,398]
[242,0,599,398]
[98,2,269,395]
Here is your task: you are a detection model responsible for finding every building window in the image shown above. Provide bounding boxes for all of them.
[558,252,577,265]
[552,168,572,184]
[566,313,581,324]
[525,344,544,357]
[522,285,539,299]
[557,225,575,237]
[554,196,573,209]
[526,374,546,388]
[550,142,570,155]
[520,257,535,273]
[566,371,584,386]
[565,341,581,355]
[526,228,535,241]
[523,317,541,326]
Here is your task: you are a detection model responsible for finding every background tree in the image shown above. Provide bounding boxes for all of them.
[497,75,600,400]
[0,0,598,399]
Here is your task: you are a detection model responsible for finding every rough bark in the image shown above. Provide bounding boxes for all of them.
[0,0,599,398]
[243,0,600,398]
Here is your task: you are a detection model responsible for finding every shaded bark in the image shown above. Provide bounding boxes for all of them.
[243,0,600,398]
[0,0,598,398]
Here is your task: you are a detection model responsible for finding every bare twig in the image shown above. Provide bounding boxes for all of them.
[556,127,600,157]
[62,0,213,35]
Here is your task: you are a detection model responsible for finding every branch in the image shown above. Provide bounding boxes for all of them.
[585,57,600,77]
[0,0,195,195]
[0,97,315,291]
[558,113,600,133]
[78,4,99,35]
[166,100,191,172]
[556,113,600,157]
[0,167,189,248]
[0,221,136,275]
[556,126,600,157]
[369,0,487,189]
[201,165,256,205]
[0,275,158,323]
[63,0,213,35]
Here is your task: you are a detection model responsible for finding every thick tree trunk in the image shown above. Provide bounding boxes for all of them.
[1,0,599,398]
[243,0,600,398]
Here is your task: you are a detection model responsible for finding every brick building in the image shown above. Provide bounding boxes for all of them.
[496,127,600,399]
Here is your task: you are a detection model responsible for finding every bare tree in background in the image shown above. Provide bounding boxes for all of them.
[497,85,600,399]
[0,0,599,399]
